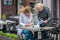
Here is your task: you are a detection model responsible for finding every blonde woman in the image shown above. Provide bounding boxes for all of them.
[35,3,51,40]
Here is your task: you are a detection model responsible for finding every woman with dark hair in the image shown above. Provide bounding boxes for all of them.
[18,6,34,40]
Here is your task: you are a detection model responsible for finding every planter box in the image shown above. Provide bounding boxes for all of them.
[0,35,15,40]
[0,35,23,40]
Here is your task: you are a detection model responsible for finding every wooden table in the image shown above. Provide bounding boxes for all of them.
[20,25,54,32]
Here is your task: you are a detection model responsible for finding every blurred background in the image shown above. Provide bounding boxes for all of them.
[0,0,60,40]
[0,0,59,20]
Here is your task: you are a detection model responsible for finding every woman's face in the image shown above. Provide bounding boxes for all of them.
[36,6,43,12]
[25,11,30,17]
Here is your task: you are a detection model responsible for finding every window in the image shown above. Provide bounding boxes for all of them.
[19,0,24,5]
[41,0,43,3]
[4,0,13,5]
[29,3,35,13]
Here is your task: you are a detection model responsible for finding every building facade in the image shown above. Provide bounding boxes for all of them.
[43,0,60,20]
[0,0,60,20]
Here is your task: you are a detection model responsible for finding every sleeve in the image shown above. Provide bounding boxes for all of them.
[46,7,52,21]
[19,14,25,26]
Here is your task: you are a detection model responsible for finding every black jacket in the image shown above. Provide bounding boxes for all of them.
[38,6,51,27]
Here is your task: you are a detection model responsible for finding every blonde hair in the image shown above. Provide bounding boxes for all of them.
[35,3,44,11]
[20,6,31,13]
[20,7,25,13]
[24,6,31,12]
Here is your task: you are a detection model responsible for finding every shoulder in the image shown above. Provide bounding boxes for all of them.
[20,13,25,18]
[20,13,25,16]
[44,7,50,11]
[43,7,50,13]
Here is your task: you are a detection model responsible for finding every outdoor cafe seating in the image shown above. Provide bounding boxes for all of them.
[0,16,60,40]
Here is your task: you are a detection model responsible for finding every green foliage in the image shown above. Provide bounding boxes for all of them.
[0,31,18,39]
[2,14,6,20]
[0,31,3,35]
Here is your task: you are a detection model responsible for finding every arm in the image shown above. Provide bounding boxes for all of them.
[47,8,51,21]
[19,14,25,26]
[44,7,52,23]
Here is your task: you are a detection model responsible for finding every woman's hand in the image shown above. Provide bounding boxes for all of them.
[43,20,48,24]
[25,24,32,27]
